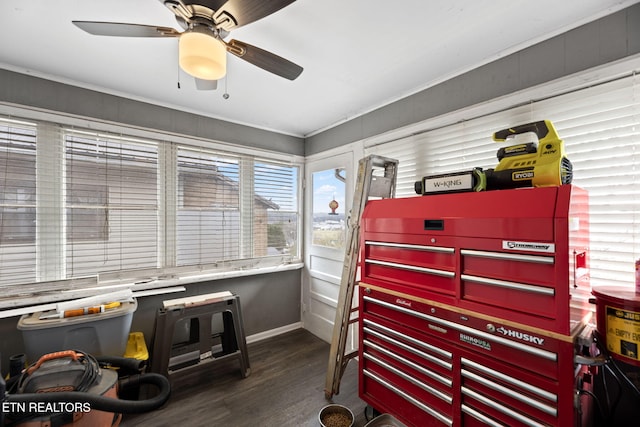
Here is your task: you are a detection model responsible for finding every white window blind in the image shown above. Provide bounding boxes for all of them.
[177,146,241,266]
[254,160,299,258]
[64,130,159,277]
[366,74,640,289]
[176,148,299,266]
[0,117,37,286]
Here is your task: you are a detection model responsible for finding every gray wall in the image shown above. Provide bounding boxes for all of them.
[0,69,305,156]
[129,269,302,342]
[305,3,640,155]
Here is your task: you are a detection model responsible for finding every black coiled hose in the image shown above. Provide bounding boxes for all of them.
[95,355,145,375]
[5,372,170,414]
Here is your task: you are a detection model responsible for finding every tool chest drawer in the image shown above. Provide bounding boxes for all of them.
[460,272,556,321]
[363,234,457,297]
[459,355,586,427]
[460,247,556,287]
[458,241,563,333]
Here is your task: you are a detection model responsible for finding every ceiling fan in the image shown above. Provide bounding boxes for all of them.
[72,0,303,90]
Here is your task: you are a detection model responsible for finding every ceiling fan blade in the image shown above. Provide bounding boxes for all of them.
[226,39,303,80]
[195,78,218,90]
[207,0,297,29]
[72,21,181,38]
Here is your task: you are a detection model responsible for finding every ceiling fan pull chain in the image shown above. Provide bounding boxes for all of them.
[177,58,182,89]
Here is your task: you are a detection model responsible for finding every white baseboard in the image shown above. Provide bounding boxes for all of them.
[246,322,303,344]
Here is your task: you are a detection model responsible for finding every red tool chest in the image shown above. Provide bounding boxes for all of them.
[358,185,592,427]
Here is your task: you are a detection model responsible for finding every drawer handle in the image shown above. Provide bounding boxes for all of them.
[461,249,554,264]
[461,404,506,427]
[366,241,455,254]
[366,259,455,278]
[461,274,555,296]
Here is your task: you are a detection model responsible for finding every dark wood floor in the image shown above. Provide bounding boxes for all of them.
[122,328,368,427]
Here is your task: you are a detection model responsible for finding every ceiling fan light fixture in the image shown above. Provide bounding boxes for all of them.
[179,27,226,80]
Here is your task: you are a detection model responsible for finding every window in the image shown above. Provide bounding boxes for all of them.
[0,117,37,286]
[254,161,299,257]
[0,114,301,298]
[176,147,299,265]
[312,168,346,249]
[367,74,640,290]
[177,147,241,265]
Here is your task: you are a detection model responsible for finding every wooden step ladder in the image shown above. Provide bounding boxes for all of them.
[324,154,398,399]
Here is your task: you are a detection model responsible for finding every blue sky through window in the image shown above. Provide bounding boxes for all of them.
[313,168,345,215]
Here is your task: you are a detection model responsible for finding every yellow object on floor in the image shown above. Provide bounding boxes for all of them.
[124,331,149,361]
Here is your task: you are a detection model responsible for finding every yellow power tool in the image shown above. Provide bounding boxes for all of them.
[484,119,573,190]
[414,120,573,195]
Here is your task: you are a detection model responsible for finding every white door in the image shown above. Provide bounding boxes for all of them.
[302,151,353,342]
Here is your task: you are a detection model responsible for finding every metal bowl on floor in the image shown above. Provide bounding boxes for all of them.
[318,404,355,427]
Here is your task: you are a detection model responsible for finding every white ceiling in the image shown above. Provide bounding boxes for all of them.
[0,0,637,138]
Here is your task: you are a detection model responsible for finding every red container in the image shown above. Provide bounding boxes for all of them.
[592,286,640,367]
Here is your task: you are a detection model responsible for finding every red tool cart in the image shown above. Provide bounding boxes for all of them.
[358,185,593,427]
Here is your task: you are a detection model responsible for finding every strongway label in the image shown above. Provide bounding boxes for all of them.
[502,240,555,253]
